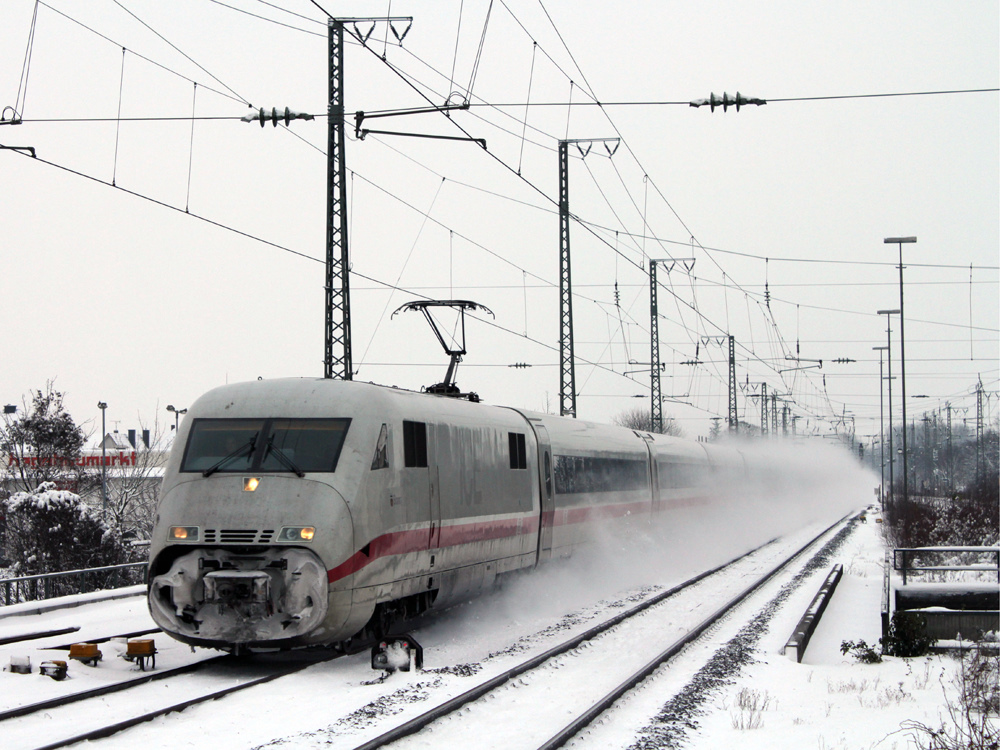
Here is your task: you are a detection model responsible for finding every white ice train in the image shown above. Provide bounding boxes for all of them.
[147,378,749,651]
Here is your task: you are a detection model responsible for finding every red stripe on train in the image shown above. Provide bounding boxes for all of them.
[326,495,711,583]
[326,517,535,583]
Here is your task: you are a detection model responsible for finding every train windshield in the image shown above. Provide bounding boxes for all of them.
[259,419,350,473]
[181,418,351,474]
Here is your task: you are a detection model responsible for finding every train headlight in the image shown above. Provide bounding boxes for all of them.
[277,526,315,542]
[243,477,260,492]
[168,526,199,542]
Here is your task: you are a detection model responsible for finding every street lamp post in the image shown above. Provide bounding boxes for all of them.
[166,404,187,433]
[873,345,888,507]
[878,310,900,503]
[97,401,108,518]
[885,236,916,500]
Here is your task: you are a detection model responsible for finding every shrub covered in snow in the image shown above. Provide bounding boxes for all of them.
[1,482,131,579]
[882,470,999,549]
[904,640,1000,750]
[842,611,937,664]
[0,384,94,496]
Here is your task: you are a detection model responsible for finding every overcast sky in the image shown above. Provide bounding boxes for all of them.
[1,0,997,444]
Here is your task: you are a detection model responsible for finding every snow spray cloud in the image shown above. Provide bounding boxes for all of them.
[424,438,876,656]
[553,437,874,606]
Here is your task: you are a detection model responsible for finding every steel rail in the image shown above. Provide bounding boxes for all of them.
[28,649,346,750]
[0,654,225,722]
[351,537,783,750]
[537,513,853,749]
[0,626,80,646]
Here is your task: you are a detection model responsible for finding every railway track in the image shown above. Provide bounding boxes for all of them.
[346,514,857,750]
[1,643,343,750]
[1,516,857,750]
[0,626,82,647]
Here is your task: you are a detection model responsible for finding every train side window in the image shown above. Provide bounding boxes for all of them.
[403,420,427,468]
[508,432,527,469]
[371,424,389,470]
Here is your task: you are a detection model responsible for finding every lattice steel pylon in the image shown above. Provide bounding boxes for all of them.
[700,334,737,433]
[557,137,619,417]
[557,141,575,417]
[324,19,352,380]
[650,261,662,432]
[976,377,984,481]
[651,259,695,433]
[728,335,737,432]
[760,383,769,435]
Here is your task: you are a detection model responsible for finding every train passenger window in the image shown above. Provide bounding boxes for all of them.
[403,420,427,468]
[552,454,648,494]
[508,432,527,469]
[371,424,389,470]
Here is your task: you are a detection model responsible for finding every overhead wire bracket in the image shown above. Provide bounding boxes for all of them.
[354,103,484,147]
[0,143,35,157]
[780,355,823,374]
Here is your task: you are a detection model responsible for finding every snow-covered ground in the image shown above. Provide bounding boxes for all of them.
[1,514,983,750]
[673,516,972,750]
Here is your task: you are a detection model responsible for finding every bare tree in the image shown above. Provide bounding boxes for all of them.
[611,406,684,437]
[101,418,171,543]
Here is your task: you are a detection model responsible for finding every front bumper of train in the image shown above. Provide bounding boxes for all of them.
[148,546,330,648]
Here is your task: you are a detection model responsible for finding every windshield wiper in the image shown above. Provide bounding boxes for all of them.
[264,438,306,477]
[202,435,257,477]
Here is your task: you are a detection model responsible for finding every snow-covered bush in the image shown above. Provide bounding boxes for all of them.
[841,611,936,664]
[1,482,131,581]
[883,611,937,658]
[840,639,883,664]
[904,641,999,750]
[882,471,999,549]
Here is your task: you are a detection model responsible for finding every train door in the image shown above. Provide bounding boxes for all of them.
[429,461,441,552]
[402,420,436,560]
[531,421,555,563]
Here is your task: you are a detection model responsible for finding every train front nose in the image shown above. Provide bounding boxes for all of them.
[148,476,354,649]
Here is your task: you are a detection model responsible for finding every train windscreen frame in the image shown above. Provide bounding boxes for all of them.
[181,418,351,474]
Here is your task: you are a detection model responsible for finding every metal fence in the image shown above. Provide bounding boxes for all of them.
[893,546,1000,585]
[891,546,1000,642]
[1,562,148,606]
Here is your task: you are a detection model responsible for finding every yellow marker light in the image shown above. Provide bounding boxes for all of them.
[277,526,316,542]
[243,477,261,492]
[168,526,199,542]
